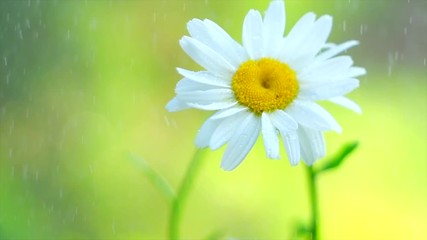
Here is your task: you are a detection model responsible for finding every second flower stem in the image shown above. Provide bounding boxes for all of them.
[169,149,205,240]
[307,166,319,240]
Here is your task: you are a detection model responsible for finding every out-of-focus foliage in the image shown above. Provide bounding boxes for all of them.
[1,0,426,239]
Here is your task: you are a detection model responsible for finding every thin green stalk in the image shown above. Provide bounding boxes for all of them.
[169,149,205,240]
[307,166,319,240]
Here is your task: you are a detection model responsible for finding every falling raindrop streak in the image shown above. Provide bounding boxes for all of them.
[112,221,116,234]
[25,18,30,28]
[18,29,24,40]
[6,72,11,84]
[9,120,14,136]
[153,12,157,23]
[164,116,170,126]
[22,164,29,180]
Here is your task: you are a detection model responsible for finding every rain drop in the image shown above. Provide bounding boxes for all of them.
[6,72,11,84]
[164,116,170,126]
[18,29,24,40]
[25,18,30,29]
[22,164,29,180]
[388,65,392,76]
[153,12,157,23]
[8,119,14,136]
[112,220,116,234]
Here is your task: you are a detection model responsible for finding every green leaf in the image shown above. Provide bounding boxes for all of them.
[204,230,225,240]
[127,153,175,202]
[296,223,311,236]
[316,141,359,174]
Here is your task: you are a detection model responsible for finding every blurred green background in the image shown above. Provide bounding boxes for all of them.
[0,0,426,239]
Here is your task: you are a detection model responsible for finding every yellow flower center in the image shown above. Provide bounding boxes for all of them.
[231,58,299,114]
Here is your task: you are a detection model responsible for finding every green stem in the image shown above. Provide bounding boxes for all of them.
[169,149,205,240]
[307,166,319,240]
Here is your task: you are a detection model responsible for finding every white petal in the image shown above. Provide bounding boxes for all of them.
[287,15,333,70]
[203,19,248,66]
[188,101,237,111]
[269,110,300,165]
[286,100,342,133]
[279,12,316,63]
[298,126,326,165]
[175,78,216,93]
[282,131,301,166]
[269,110,298,133]
[346,67,367,78]
[261,112,280,159]
[299,78,359,100]
[177,68,230,88]
[329,96,362,114]
[176,89,234,104]
[210,105,248,120]
[180,36,235,78]
[210,110,248,150]
[187,19,247,68]
[221,113,261,171]
[316,40,359,61]
[243,10,263,60]
[302,15,333,56]
[195,116,221,148]
[262,0,285,57]
[298,56,354,82]
[166,98,190,112]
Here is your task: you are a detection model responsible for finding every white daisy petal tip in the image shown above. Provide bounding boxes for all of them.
[166,98,188,112]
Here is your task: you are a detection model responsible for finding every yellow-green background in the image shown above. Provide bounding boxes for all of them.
[1,0,426,239]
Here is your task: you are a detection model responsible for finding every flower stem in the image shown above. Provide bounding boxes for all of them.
[306,166,319,240]
[169,149,205,240]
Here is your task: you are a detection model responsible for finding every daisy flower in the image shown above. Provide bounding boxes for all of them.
[166,0,366,171]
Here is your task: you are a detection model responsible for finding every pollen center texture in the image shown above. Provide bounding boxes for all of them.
[232,58,299,114]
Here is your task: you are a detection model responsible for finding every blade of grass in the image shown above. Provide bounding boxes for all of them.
[128,153,175,203]
[169,149,206,240]
[316,141,359,174]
